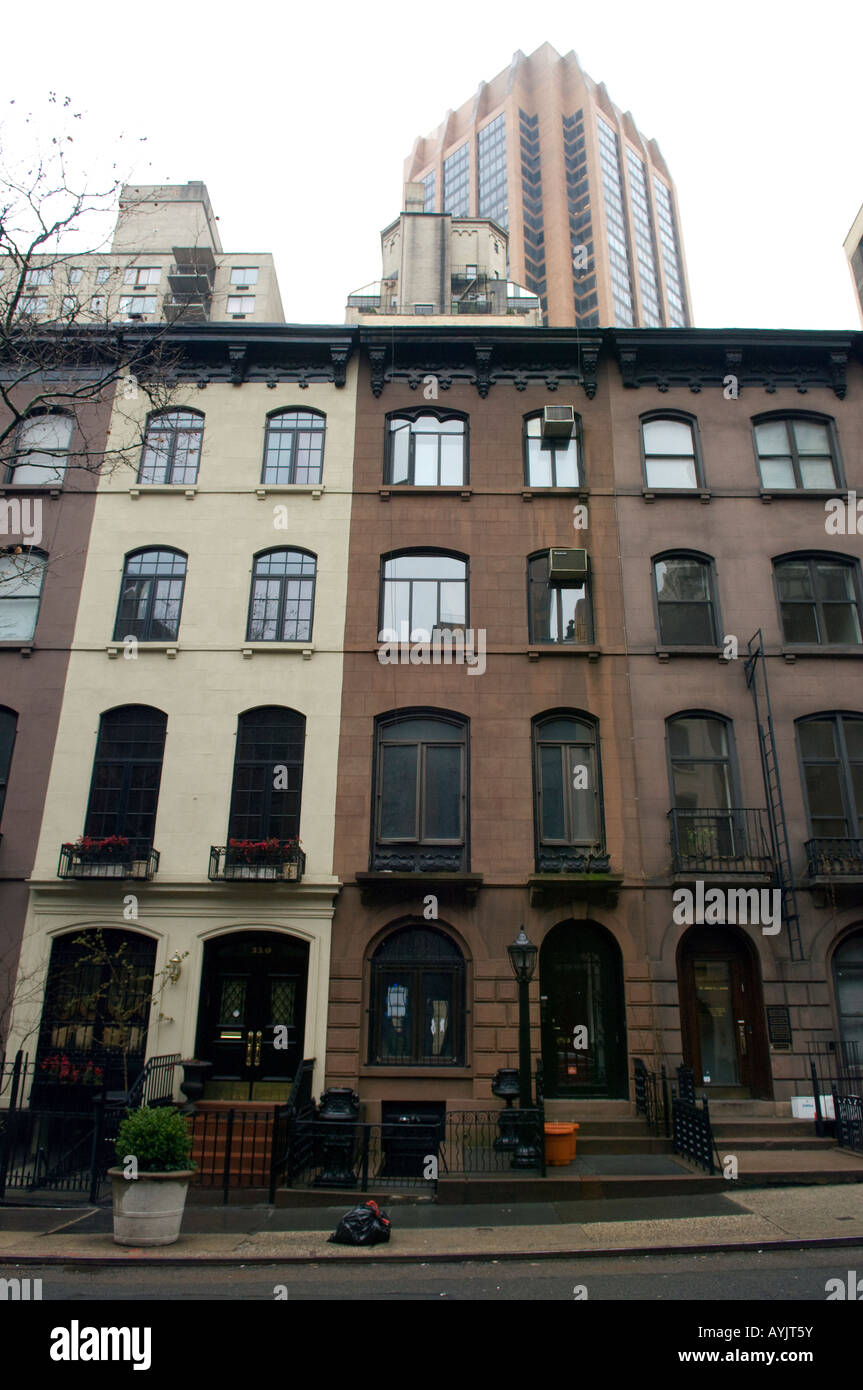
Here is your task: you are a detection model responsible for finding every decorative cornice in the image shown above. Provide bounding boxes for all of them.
[360,328,604,397]
[614,330,854,398]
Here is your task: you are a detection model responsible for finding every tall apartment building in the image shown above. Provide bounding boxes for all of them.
[844,202,863,327]
[1,181,284,326]
[404,43,692,329]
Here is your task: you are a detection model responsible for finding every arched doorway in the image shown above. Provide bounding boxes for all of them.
[833,930,863,1052]
[34,928,157,1094]
[539,920,627,1098]
[678,926,771,1097]
[195,931,309,1101]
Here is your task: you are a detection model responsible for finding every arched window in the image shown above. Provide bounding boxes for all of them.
[753,413,840,491]
[227,706,305,842]
[641,413,701,489]
[83,705,167,853]
[380,551,467,640]
[523,412,581,487]
[113,548,187,642]
[247,549,316,642]
[373,711,468,871]
[653,552,719,645]
[385,411,467,486]
[262,410,325,485]
[774,555,862,646]
[833,932,863,1052]
[533,713,604,869]
[0,548,46,641]
[798,714,863,840]
[7,411,74,485]
[0,706,17,824]
[369,924,466,1065]
[528,551,592,644]
[138,410,204,485]
[34,928,157,1092]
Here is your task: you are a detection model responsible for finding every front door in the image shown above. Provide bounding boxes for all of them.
[196,932,309,1100]
[679,927,769,1096]
[539,920,627,1098]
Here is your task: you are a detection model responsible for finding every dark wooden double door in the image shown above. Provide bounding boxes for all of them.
[196,932,308,1100]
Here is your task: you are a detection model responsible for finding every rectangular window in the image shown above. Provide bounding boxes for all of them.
[19,296,47,315]
[118,296,157,316]
[90,295,107,314]
[230,267,258,286]
[124,266,161,286]
[443,143,470,217]
[95,267,112,285]
[227,295,255,314]
[24,267,52,286]
[68,267,83,284]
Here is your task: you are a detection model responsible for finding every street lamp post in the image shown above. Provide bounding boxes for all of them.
[507,926,538,1108]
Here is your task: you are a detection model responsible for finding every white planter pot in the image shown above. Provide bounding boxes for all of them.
[108,1168,195,1247]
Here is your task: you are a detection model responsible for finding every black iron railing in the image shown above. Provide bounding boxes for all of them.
[668,808,774,875]
[208,846,306,882]
[808,1041,863,1142]
[634,1058,671,1137]
[125,1053,180,1108]
[58,839,160,880]
[671,1072,716,1174]
[805,838,863,878]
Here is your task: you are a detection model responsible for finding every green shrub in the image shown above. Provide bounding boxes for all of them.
[114,1105,195,1173]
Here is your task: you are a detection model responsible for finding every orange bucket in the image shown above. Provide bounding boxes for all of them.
[544,1122,575,1166]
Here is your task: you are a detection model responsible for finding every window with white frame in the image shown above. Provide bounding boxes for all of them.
[123,267,161,287]
[227,295,255,315]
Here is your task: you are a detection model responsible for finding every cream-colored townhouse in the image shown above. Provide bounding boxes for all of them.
[6,324,357,1108]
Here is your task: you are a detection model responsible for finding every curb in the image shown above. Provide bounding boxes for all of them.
[2,1233,863,1265]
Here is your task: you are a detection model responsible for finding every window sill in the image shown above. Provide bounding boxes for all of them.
[129,485,197,498]
[760,488,845,502]
[241,642,314,659]
[642,488,711,503]
[654,645,725,663]
[256,484,325,499]
[0,485,62,497]
[780,645,863,660]
[527,645,600,661]
[522,487,588,501]
[379,486,471,499]
[356,870,482,905]
[0,644,34,657]
[106,642,179,658]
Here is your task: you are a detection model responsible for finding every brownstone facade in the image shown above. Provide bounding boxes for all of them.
[327,325,863,1121]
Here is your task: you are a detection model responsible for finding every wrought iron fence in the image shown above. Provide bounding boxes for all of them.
[208,846,306,882]
[57,839,160,880]
[634,1058,671,1137]
[805,838,863,878]
[0,1093,124,1201]
[671,1087,716,1174]
[808,1041,863,1146]
[125,1053,180,1107]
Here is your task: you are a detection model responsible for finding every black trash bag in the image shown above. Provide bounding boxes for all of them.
[329,1199,392,1246]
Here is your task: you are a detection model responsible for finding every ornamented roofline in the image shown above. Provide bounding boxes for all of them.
[1,324,860,398]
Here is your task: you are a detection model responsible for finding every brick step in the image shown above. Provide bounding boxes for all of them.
[711,1120,820,1138]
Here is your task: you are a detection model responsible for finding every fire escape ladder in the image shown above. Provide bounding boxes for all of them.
[744,630,804,961]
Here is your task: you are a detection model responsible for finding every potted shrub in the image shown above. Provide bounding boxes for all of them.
[108,1106,196,1247]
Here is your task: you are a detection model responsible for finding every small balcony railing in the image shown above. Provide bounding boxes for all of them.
[209,844,306,882]
[668,808,774,876]
[805,838,863,879]
[535,845,611,873]
[58,838,160,881]
[370,846,465,873]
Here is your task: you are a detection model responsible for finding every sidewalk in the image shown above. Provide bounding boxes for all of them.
[2,1184,863,1262]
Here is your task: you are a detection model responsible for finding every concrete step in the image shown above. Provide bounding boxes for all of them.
[711,1120,820,1139]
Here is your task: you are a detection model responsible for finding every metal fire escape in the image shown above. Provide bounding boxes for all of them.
[744,630,804,961]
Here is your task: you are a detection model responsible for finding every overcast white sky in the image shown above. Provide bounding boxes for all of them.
[4,0,862,329]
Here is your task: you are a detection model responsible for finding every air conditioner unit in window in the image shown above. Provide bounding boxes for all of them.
[542,405,575,439]
[548,548,588,584]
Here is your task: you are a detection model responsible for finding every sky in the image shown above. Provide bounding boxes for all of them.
[2,0,862,330]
